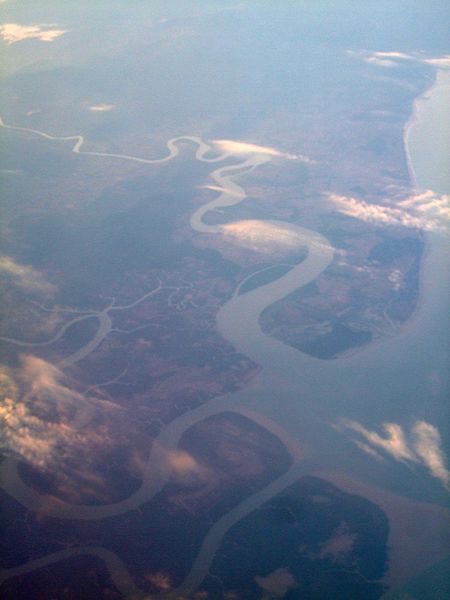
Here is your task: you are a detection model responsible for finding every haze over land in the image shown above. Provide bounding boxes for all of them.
[0,2,449,599]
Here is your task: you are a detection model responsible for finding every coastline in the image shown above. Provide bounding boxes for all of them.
[404,67,450,332]
[401,69,444,336]
[403,71,437,190]
[404,67,450,192]
[339,66,450,367]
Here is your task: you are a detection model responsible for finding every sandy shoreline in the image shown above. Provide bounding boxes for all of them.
[361,67,450,357]
[400,69,439,339]
[403,73,436,190]
[321,66,450,589]
[403,67,450,190]
[403,67,450,332]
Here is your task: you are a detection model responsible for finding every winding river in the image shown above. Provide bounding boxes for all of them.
[0,68,449,598]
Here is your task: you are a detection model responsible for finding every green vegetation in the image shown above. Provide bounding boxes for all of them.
[300,322,373,359]
[207,476,388,599]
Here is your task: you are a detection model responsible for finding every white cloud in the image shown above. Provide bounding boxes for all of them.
[423,55,450,68]
[340,419,416,462]
[219,220,306,253]
[319,523,357,563]
[348,49,450,71]
[88,103,115,112]
[0,357,86,468]
[373,51,415,61]
[328,190,450,233]
[364,56,399,68]
[346,50,403,69]
[339,418,450,491]
[353,440,385,461]
[212,139,307,161]
[0,355,120,484]
[412,421,450,491]
[255,568,297,598]
[0,255,56,296]
[0,23,68,45]
[199,184,245,198]
[166,449,202,476]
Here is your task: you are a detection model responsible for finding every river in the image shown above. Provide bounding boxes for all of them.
[0,68,449,598]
